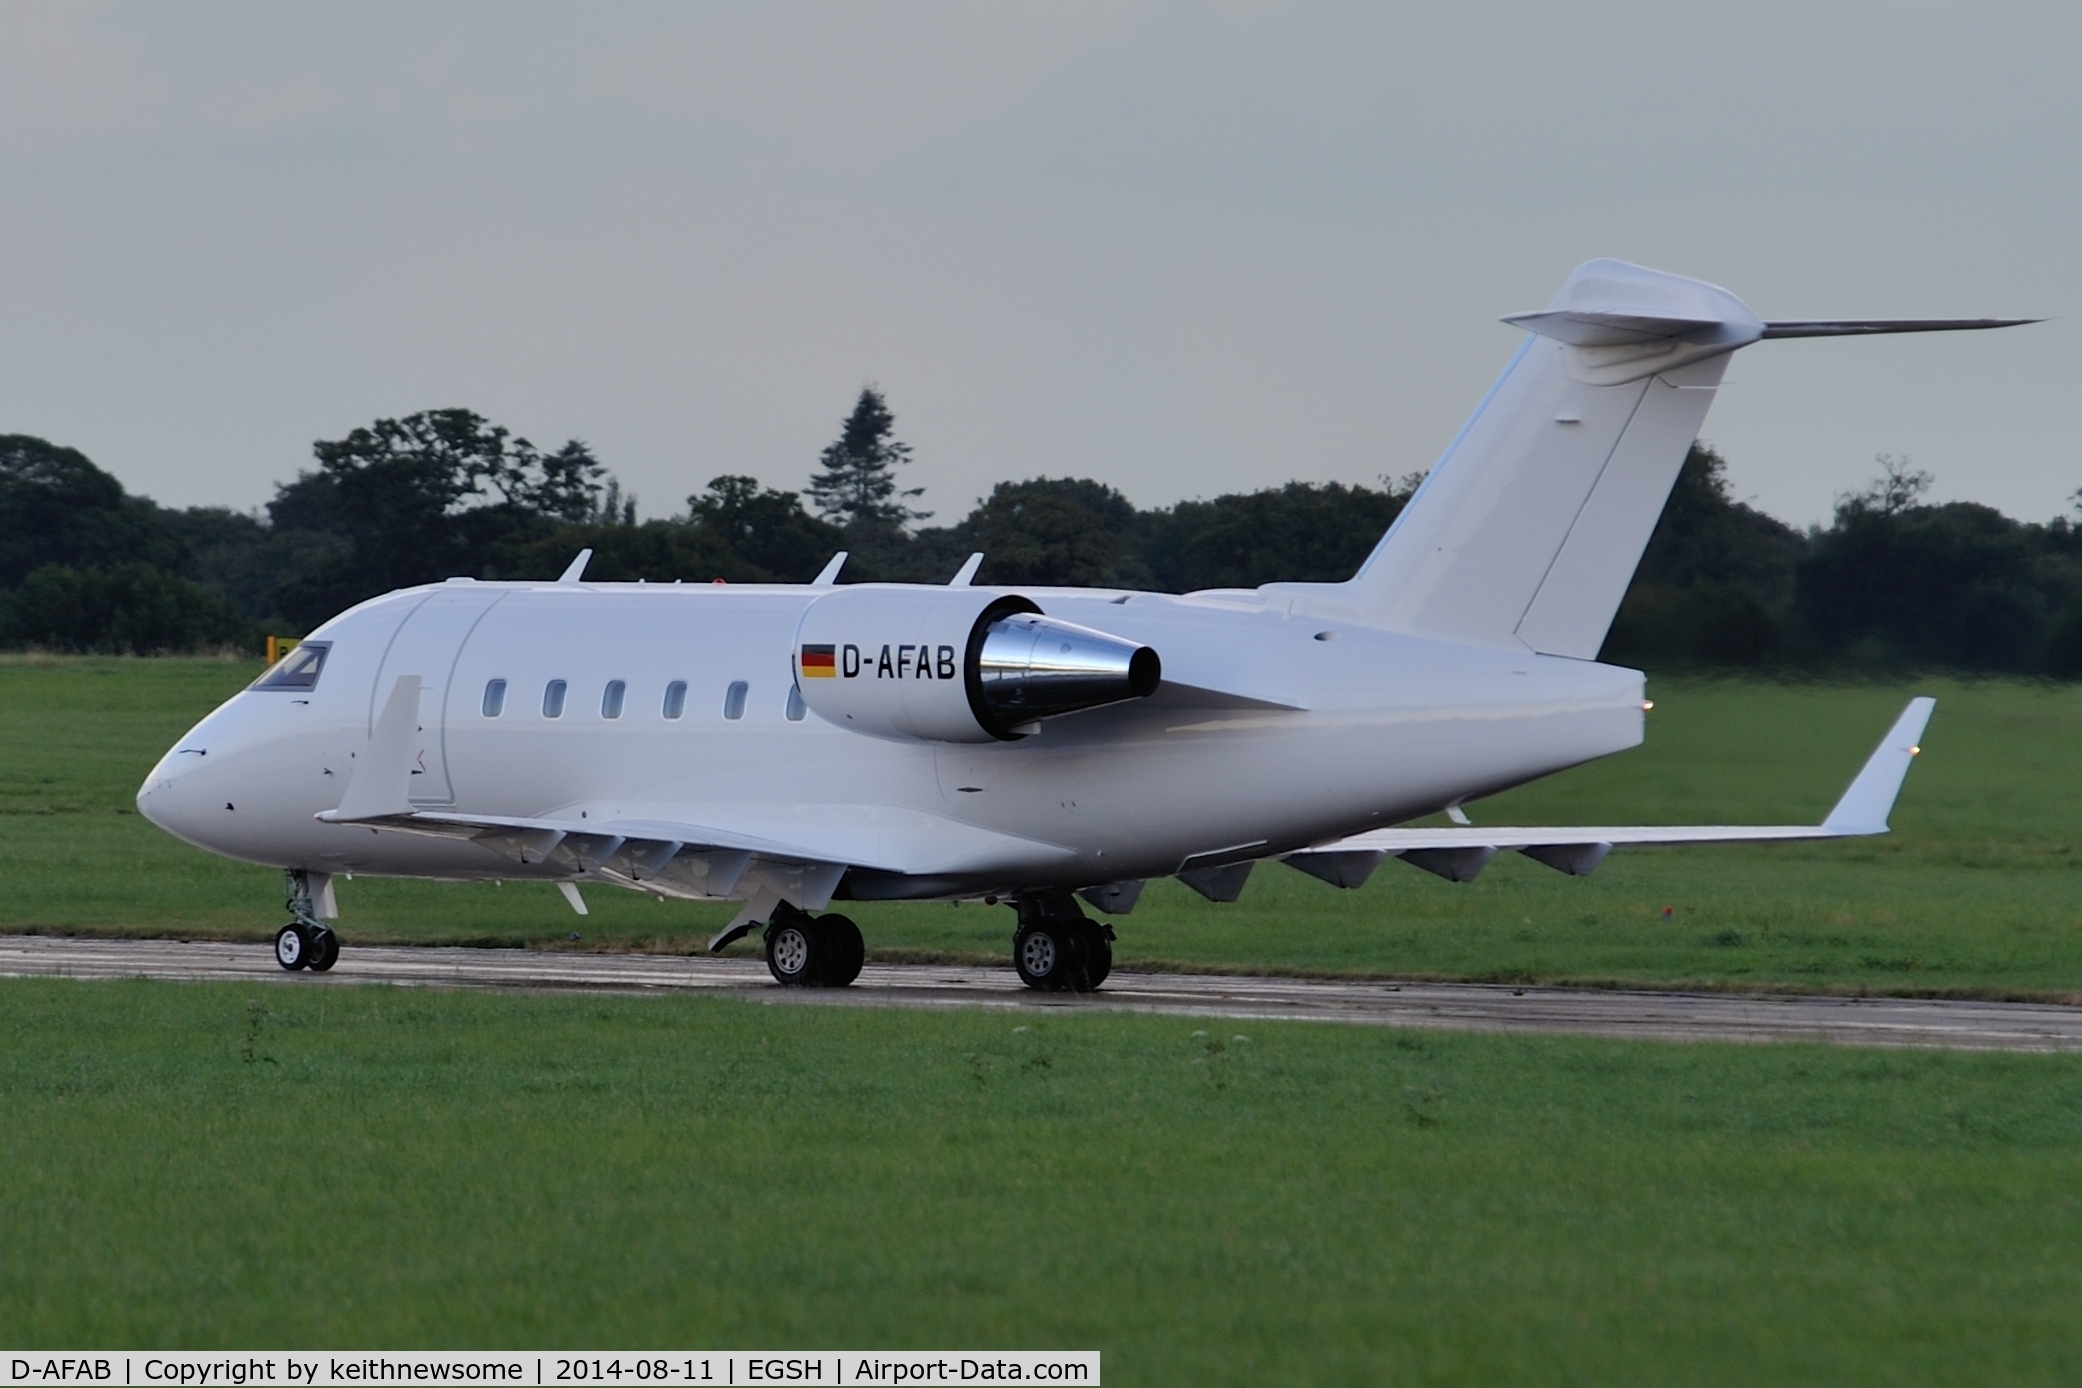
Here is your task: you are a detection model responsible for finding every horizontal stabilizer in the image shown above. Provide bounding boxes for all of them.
[1287,697,1934,883]
[1510,313,2042,347]
[1761,319,2040,338]
[1500,310,1756,348]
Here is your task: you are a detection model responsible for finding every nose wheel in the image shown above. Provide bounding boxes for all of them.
[273,922,338,972]
[274,922,339,972]
[274,870,340,973]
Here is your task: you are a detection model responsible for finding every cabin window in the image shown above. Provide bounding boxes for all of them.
[249,641,330,692]
[601,680,626,719]
[662,680,688,720]
[481,679,507,717]
[785,685,807,721]
[543,679,568,718]
[723,681,749,721]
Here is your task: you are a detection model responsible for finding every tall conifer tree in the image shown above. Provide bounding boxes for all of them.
[806,387,928,534]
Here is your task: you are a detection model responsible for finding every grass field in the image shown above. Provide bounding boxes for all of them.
[5,655,2082,996]
[8,659,2082,1377]
[3,977,2080,1383]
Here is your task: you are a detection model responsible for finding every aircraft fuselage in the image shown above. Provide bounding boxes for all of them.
[138,578,1644,900]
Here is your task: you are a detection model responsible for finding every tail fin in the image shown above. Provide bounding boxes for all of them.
[1266,259,2035,657]
[1272,260,1760,656]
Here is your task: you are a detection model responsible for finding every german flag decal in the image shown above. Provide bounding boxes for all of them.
[800,643,837,678]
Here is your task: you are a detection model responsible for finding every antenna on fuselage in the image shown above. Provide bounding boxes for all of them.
[949,553,985,587]
[557,549,593,584]
[812,552,848,585]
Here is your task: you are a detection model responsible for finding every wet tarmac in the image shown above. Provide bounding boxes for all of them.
[4,935,2079,1053]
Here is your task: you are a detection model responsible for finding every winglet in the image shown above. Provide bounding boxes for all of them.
[557,549,593,584]
[812,552,848,586]
[1821,697,1936,835]
[949,552,984,587]
[326,675,422,821]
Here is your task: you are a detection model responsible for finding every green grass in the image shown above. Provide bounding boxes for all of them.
[2,978,2079,1383]
[7,655,2082,997]
[9,664,2082,1376]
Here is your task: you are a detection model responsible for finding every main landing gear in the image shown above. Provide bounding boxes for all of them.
[764,902,865,988]
[1013,892,1112,993]
[274,869,338,973]
[753,893,1114,993]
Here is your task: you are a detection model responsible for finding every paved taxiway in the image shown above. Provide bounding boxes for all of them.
[3,935,2079,1052]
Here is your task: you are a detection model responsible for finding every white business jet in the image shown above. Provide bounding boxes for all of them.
[138,260,2027,988]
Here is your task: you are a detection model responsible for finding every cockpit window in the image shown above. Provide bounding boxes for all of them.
[249,641,330,691]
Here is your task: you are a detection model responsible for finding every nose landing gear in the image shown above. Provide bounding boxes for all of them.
[1012,892,1112,992]
[274,922,338,972]
[274,869,339,973]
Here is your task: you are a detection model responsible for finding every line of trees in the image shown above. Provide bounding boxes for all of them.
[1607,449,2082,675]
[7,389,2082,675]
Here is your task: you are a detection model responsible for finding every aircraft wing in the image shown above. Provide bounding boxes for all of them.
[1286,697,1934,884]
[326,803,1071,881]
[331,806,882,864]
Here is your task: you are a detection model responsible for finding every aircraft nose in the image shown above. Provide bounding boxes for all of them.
[137,767,184,837]
[137,751,222,848]
[136,775,176,831]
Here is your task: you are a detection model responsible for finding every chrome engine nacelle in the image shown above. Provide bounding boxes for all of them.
[792,586,1160,743]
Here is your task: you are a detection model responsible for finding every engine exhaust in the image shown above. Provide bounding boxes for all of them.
[968,606,1161,737]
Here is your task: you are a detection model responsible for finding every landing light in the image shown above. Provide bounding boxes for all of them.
[1642,700,1654,711]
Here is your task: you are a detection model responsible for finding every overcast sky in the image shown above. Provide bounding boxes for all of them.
[3,1,2075,529]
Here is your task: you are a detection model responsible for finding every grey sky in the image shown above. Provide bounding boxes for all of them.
[3,1,2075,529]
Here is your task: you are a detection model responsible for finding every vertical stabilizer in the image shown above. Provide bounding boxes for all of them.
[1268,260,1764,657]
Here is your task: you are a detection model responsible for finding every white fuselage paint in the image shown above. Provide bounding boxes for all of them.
[136,577,1644,901]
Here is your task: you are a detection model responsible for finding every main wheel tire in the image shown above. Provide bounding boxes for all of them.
[274,923,309,972]
[307,929,340,973]
[1013,921,1058,989]
[1081,923,1112,990]
[765,917,819,986]
[1014,920,1094,992]
[816,914,864,988]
